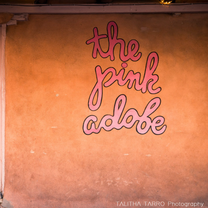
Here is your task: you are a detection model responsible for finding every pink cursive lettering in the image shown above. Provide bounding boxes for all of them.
[88,52,161,111]
[83,95,167,135]
[86,21,142,62]
[84,21,167,136]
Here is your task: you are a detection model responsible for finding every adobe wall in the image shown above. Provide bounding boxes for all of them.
[3,13,208,207]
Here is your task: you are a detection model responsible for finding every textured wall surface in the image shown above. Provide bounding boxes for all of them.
[4,14,208,207]
[0,13,13,24]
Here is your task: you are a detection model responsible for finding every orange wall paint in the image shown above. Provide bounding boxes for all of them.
[4,14,208,208]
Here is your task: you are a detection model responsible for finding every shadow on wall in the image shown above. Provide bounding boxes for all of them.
[0,198,13,208]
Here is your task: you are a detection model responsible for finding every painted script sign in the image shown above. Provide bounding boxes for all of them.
[83,21,167,135]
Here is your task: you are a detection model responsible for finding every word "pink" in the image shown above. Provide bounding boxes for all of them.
[83,95,167,135]
[86,21,142,62]
[88,52,161,111]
